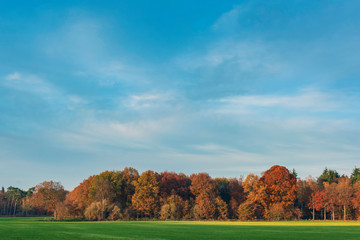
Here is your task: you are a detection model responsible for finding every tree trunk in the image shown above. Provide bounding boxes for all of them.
[324,210,326,220]
[8,200,13,216]
[312,207,315,220]
[332,208,335,221]
[13,202,16,216]
[344,205,346,221]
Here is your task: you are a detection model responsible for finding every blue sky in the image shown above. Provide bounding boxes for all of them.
[1,1,360,190]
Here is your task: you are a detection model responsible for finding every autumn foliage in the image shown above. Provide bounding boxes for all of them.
[259,165,297,218]
[3,165,360,221]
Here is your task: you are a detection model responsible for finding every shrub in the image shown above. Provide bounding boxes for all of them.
[84,199,113,221]
[167,194,184,220]
[54,202,70,220]
[266,203,286,221]
[266,203,301,221]
[192,204,201,220]
[122,207,137,220]
[160,204,171,220]
[108,205,122,221]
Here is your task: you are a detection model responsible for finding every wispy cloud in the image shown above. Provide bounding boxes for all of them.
[4,72,59,98]
[5,72,21,80]
[2,1,360,190]
[216,88,342,113]
[176,40,284,74]
[212,5,244,31]
[123,92,175,110]
[2,72,87,111]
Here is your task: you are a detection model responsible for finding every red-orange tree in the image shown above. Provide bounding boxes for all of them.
[259,165,297,210]
[190,173,216,219]
[159,171,191,202]
[228,178,244,218]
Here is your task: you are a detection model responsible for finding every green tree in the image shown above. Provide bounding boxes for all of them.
[90,171,122,204]
[6,187,26,216]
[214,178,230,203]
[318,168,340,184]
[350,167,360,183]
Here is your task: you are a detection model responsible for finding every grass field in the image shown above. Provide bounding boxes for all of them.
[1,218,360,240]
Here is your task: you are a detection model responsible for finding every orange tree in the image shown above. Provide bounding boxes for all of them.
[259,165,297,213]
[120,167,139,208]
[28,181,67,215]
[336,177,353,221]
[65,175,94,217]
[132,170,160,218]
[190,173,216,219]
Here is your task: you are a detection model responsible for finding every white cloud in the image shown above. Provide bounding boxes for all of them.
[212,6,243,31]
[175,40,286,77]
[40,15,152,87]
[95,61,151,86]
[56,116,177,152]
[3,72,57,97]
[5,72,21,80]
[41,16,105,63]
[2,72,87,111]
[123,92,174,110]
[215,88,342,113]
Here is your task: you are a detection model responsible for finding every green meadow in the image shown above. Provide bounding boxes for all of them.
[1,217,360,240]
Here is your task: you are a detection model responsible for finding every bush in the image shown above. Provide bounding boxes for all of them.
[54,202,70,220]
[108,205,122,221]
[192,204,201,220]
[167,194,184,220]
[266,203,301,221]
[160,204,171,220]
[84,199,113,221]
[266,203,286,221]
[122,207,137,220]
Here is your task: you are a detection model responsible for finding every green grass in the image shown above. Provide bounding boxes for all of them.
[1,218,360,240]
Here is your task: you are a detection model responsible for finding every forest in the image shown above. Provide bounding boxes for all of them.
[1,165,360,221]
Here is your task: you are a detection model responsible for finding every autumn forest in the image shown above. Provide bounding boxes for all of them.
[2,165,360,221]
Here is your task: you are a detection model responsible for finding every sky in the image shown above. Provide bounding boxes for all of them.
[1,0,360,190]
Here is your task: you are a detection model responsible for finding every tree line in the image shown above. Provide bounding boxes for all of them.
[1,165,360,221]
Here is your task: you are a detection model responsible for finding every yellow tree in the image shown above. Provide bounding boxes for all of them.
[132,170,160,218]
[239,174,266,220]
[120,167,139,208]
